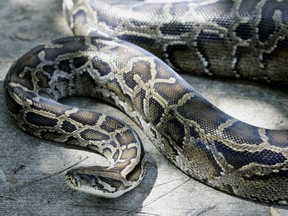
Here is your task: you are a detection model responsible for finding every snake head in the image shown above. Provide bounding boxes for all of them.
[65,165,143,198]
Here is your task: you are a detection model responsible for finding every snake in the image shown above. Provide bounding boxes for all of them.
[3,0,288,203]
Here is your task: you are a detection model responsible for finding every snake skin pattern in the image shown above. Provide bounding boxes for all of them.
[63,0,288,84]
[3,0,288,202]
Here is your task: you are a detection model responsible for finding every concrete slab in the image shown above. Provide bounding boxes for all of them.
[0,0,288,215]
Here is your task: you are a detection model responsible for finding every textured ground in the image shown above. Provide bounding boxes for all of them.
[1,1,288,215]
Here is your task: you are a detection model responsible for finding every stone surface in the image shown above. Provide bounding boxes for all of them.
[0,1,288,215]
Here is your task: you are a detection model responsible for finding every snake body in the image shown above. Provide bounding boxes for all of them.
[64,0,288,84]
[3,0,288,202]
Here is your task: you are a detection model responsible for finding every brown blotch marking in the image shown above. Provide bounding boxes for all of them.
[107,78,133,108]
[148,97,164,125]
[196,31,233,77]
[61,120,77,133]
[123,70,138,89]
[80,129,110,141]
[69,110,101,125]
[222,121,263,145]
[121,147,137,160]
[112,45,138,68]
[165,44,208,74]
[154,80,189,104]
[182,140,223,180]
[114,159,132,172]
[234,46,264,80]
[131,60,152,83]
[91,57,111,76]
[266,130,288,148]
[177,95,231,133]
[134,88,146,120]
[25,112,58,127]
[115,130,137,147]
[31,98,68,116]
[155,60,177,79]
[165,117,185,148]
[262,38,288,84]
[101,117,125,133]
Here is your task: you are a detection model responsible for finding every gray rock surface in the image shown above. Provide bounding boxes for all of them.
[0,1,288,215]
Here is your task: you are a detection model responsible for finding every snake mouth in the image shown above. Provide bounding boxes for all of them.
[65,172,78,187]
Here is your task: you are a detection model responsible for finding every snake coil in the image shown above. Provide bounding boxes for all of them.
[3,0,288,202]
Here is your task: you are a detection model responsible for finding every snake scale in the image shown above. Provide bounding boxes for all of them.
[3,0,288,203]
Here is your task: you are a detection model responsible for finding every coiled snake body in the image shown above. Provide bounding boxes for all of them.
[3,0,288,202]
